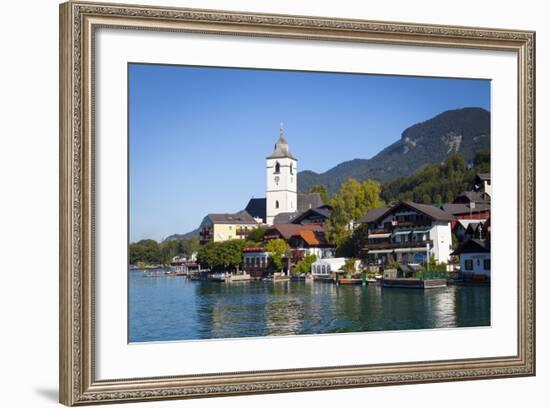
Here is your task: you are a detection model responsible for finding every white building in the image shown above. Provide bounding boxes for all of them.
[266,127,297,225]
[311,258,360,278]
[357,201,453,265]
[451,239,491,280]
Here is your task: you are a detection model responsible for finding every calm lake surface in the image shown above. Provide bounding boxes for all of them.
[129,270,491,342]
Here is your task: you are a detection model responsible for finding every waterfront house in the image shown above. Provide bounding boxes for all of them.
[311,258,360,280]
[288,229,336,261]
[451,238,491,281]
[356,201,453,266]
[199,211,260,244]
[242,247,270,279]
[263,223,335,261]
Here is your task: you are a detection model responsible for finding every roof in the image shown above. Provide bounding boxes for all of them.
[266,134,297,160]
[264,224,323,240]
[291,205,332,224]
[297,193,324,213]
[403,201,454,221]
[441,203,491,216]
[451,238,491,255]
[273,212,300,224]
[205,211,258,225]
[356,207,389,224]
[243,194,325,224]
[476,173,491,181]
[453,191,491,204]
[456,219,485,230]
[245,198,266,222]
[358,202,452,224]
[298,230,321,246]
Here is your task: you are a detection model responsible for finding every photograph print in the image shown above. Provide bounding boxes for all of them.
[128,64,491,343]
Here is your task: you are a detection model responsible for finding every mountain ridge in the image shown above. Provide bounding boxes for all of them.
[298,107,490,194]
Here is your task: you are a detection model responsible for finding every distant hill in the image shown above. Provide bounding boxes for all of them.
[164,228,200,241]
[298,107,490,194]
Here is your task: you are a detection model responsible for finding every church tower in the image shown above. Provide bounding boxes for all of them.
[266,125,297,225]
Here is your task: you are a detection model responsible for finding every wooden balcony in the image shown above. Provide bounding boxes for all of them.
[393,219,432,228]
[364,240,433,250]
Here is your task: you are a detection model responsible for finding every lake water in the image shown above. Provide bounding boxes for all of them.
[129,270,491,342]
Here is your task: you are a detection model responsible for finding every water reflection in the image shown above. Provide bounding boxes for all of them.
[129,271,491,342]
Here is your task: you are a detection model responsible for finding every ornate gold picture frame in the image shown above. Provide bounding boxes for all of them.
[59,1,535,405]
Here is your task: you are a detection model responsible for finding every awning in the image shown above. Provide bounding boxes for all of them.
[368,249,394,254]
[394,247,427,253]
[368,233,391,239]
[393,230,413,235]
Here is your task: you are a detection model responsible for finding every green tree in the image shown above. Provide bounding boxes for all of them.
[265,239,289,272]
[129,239,161,265]
[308,184,331,204]
[339,258,357,276]
[381,150,490,205]
[337,223,370,258]
[246,226,268,243]
[473,149,490,172]
[294,254,317,275]
[159,239,180,265]
[180,236,200,258]
[325,178,384,248]
[196,240,245,271]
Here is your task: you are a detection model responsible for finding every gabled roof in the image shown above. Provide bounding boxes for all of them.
[298,230,322,246]
[453,191,491,204]
[264,224,323,240]
[451,238,490,255]
[266,134,297,160]
[360,201,453,224]
[273,212,300,224]
[291,205,332,224]
[403,201,454,221]
[357,207,389,224]
[456,219,485,230]
[441,203,491,216]
[245,198,266,222]
[297,193,324,213]
[205,211,258,225]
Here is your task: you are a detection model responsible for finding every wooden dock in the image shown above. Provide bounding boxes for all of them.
[381,278,447,289]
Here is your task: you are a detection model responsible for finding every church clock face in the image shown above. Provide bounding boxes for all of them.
[274,175,280,185]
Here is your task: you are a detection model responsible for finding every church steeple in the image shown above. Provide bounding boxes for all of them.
[267,123,296,160]
[265,124,298,225]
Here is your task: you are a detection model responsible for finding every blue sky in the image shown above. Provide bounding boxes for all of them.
[129,63,490,242]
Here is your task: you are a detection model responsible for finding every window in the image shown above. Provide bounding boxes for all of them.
[275,200,279,209]
[465,259,473,270]
[274,161,280,174]
[484,259,490,270]
[290,163,293,174]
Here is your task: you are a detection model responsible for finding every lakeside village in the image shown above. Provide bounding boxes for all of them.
[131,131,492,289]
